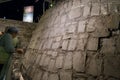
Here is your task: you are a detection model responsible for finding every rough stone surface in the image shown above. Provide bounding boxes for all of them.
[60,71,72,80]
[78,20,86,33]
[86,52,102,76]
[62,40,69,50]
[55,54,64,69]
[68,39,77,50]
[68,7,82,19]
[49,74,59,80]
[21,0,120,80]
[73,52,86,72]
[87,38,98,51]
[63,52,72,69]
[77,39,87,51]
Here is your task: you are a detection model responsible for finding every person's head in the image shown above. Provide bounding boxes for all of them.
[6,27,19,38]
[0,31,4,36]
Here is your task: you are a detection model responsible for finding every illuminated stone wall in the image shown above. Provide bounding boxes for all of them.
[23,0,120,80]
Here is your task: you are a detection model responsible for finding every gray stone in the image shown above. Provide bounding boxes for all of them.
[61,15,67,23]
[86,18,96,32]
[91,3,100,16]
[55,54,64,69]
[78,20,86,33]
[100,4,108,15]
[33,69,43,80]
[51,51,58,59]
[43,56,50,67]
[116,36,120,53]
[68,39,77,50]
[39,53,47,66]
[72,0,81,8]
[73,52,86,72]
[35,54,42,65]
[104,55,120,78]
[83,5,91,17]
[68,7,82,19]
[86,52,102,76]
[66,22,77,33]
[100,38,116,56]
[48,59,56,72]
[87,38,98,51]
[108,77,119,80]
[105,14,120,29]
[90,17,110,37]
[60,71,72,80]
[79,33,89,39]
[41,72,49,80]
[52,42,60,49]
[49,74,59,80]
[55,36,62,42]
[87,76,96,80]
[46,39,53,49]
[63,52,72,69]
[77,39,87,51]
[62,40,69,50]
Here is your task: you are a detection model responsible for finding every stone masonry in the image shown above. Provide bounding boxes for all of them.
[22,0,120,80]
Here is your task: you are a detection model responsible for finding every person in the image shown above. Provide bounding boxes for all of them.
[0,27,23,80]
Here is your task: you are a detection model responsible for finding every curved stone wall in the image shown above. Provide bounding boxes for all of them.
[23,0,120,80]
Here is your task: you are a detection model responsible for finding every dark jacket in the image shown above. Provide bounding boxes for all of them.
[0,33,15,53]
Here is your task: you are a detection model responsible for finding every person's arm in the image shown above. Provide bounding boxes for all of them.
[3,33,15,53]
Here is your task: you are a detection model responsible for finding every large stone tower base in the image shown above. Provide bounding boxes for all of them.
[23,0,120,80]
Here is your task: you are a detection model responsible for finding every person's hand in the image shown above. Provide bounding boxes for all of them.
[16,48,24,54]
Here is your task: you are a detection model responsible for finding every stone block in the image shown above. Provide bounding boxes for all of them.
[41,72,49,80]
[49,74,59,80]
[72,0,81,8]
[55,54,64,69]
[91,3,100,16]
[60,71,72,80]
[33,70,43,80]
[116,36,120,53]
[63,34,77,40]
[61,15,67,23]
[68,39,77,50]
[48,59,56,72]
[46,39,53,49]
[51,51,58,59]
[66,23,77,34]
[79,33,89,39]
[39,53,47,66]
[68,7,82,19]
[73,52,86,72]
[78,20,86,33]
[101,38,116,56]
[43,56,50,67]
[87,38,98,51]
[91,17,110,37]
[83,5,91,17]
[86,52,102,76]
[63,52,72,69]
[100,4,108,15]
[55,36,62,42]
[62,40,69,50]
[52,42,60,49]
[35,54,42,65]
[54,16,60,24]
[77,39,87,51]
[86,18,96,32]
[105,14,120,29]
[104,56,120,78]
